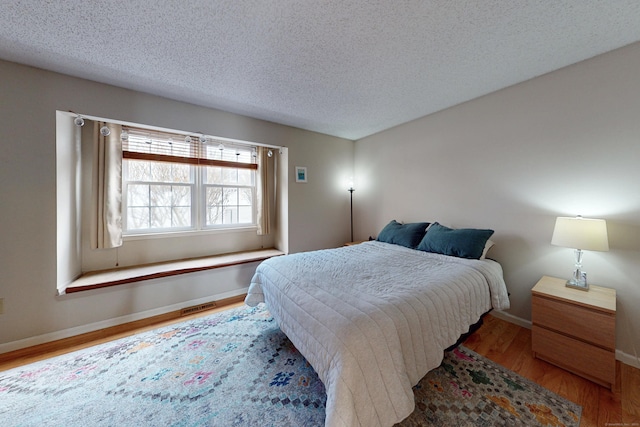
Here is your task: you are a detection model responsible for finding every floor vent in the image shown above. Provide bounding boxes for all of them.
[180,301,217,316]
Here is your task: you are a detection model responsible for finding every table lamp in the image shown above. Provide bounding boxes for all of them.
[551,216,609,290]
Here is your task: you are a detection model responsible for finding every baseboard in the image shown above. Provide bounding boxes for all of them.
[4,296,639,371]
[616,349,640,369]
[0,288,248,358]
[490,310,532,329]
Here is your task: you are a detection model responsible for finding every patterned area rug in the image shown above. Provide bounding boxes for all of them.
[399,347,581,427]
[0,304,581,426]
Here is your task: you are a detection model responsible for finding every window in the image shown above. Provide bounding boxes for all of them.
[122,127,258,235]
[124,159,194,231]
[57,111,285,292]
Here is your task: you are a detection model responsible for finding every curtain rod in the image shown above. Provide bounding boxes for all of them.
[65,110,285,150]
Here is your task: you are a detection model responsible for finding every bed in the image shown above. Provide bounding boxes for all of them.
[245,223,510,427]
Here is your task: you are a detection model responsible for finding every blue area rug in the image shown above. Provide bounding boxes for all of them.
[0,304,581,426]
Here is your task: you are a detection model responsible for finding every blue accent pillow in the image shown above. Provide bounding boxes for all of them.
[377,220,430,248]
[417,222,494,259]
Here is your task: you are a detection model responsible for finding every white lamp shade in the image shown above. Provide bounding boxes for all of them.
[551,217,609,252]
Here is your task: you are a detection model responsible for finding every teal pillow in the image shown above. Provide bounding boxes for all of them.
[377,220,430,249]
[417,222,494,259]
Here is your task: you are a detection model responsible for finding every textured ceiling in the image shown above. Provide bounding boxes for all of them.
[2,1,640,140]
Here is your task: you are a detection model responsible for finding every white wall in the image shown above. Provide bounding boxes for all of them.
[0,59,353,351]
[354,42,640,365]
[7,41,638,366]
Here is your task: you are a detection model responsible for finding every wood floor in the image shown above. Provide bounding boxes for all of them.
[1,304,638,426]
[464,314,640,426]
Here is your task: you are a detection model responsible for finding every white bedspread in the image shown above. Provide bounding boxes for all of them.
[245,241,510,427]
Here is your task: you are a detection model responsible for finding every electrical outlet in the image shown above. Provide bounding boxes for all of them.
[0,298,3,315]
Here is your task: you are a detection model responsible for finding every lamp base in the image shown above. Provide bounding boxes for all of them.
[565,271,588,291]
[565,280,589,291]
[565,251,589,291]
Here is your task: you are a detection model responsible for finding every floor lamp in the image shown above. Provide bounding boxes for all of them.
[348,181,355,242]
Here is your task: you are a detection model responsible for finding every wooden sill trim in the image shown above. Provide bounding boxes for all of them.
[65,248,285,294]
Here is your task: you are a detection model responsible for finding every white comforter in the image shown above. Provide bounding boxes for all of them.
[245,241,510,427]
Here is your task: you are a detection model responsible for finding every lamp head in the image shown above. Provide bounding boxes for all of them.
[551,216,609,252]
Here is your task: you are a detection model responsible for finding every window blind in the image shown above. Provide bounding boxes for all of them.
[121,126,258,170]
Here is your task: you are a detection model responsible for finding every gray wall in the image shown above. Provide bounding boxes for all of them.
[0,59,353,350]
[354,42,640,365]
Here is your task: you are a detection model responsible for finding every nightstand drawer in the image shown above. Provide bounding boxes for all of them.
[532,295,615,350]
[532,325,615,387]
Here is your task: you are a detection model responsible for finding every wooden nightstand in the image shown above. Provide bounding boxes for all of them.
[531,275,616,390]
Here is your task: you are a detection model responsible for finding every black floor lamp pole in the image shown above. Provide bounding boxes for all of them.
[349,187,354,242]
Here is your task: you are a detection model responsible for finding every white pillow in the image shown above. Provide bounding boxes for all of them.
[480,239,495,259]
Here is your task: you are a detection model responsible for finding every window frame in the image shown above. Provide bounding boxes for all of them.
[201,180,257,229]
[121,160,198,235]
[121,126,259,238]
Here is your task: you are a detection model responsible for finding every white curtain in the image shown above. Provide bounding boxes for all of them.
[90,122,123,249]
[256,147,271,235]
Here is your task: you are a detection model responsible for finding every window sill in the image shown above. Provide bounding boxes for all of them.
[64,248,285,294]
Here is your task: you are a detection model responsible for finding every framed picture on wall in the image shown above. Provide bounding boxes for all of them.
[295,166,307,183]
